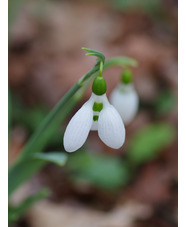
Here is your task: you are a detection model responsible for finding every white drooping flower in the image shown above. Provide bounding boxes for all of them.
[110,70,139,125]
[63,92,125,152]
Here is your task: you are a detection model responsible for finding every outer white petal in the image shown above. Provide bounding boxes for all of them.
[110,84,139,124]
[63,102,93,152]
[98,104,125,149]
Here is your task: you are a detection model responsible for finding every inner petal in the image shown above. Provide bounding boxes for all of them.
[91,111,100,131]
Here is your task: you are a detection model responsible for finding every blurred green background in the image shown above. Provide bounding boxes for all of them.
[8,0,177,226]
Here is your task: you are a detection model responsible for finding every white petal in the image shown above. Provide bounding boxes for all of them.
[91,121,98,131]
[110,84,139,124]
[98,104,125,149]
[63,102,93,152]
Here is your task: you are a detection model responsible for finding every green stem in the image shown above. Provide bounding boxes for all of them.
[98,61,104,77]
[103,57,138,69]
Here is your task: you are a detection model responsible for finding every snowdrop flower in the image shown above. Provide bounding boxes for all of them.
[64,76,125,152]
[110,69,139,125]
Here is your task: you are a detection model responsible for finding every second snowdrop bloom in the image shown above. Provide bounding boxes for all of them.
[110,69,139,125]
[64,76,125,152]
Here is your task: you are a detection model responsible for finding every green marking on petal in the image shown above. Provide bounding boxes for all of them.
[93,115,99,121]
[93,102,103,112]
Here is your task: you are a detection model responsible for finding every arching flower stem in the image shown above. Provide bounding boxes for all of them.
[98,61,104,77]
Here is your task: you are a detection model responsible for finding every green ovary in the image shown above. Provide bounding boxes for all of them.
[92,76,107,95]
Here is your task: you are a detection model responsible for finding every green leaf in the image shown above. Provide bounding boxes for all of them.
[34,152,67,166]
[127,123,176,165]
[9,188,50,222]
[9,0,24,29]
[9,159,46,197]
[67,151,129,190]
[154,90,177,116]
[109,0,163,16]
[9,152,67,196]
